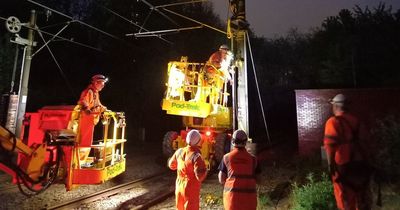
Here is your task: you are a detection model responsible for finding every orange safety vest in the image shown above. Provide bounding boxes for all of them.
[222,148,257,210]
[168,146,207,210]
[78,85,102,111]
[323,112,372,210]
[324,112,361,165]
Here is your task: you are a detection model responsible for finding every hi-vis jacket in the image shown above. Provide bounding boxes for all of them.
[168,146,207,210]
[78,84,104,112]
[220,147,257,210]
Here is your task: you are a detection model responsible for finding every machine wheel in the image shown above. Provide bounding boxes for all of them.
[162,131,178,158]
[214,133,231,165]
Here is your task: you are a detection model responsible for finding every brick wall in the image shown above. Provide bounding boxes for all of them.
[295,88,400,157]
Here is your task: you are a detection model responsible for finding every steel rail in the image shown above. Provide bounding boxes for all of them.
[46,171,170,210]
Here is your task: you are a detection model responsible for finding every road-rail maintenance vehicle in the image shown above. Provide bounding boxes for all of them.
[0,105,127,196]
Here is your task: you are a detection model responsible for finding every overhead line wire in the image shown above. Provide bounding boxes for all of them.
[0,15,104,52]
[134,26,203,37]
[246,31,271,145]
[32,21,70,57]
[162,8,227,35]
[26,0,125,43]
[154,0,209,9]
[24,24,105,52]
[98,4,172,44]
[36,25,77,98]
[139,0,180,27]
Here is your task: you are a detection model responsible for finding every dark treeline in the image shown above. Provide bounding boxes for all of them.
[0,1,399,143]
[251,3,400,90]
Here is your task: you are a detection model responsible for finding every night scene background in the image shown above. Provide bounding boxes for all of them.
[1,0,400,150]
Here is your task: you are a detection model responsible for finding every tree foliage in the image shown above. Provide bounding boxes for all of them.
[250,3,400,89]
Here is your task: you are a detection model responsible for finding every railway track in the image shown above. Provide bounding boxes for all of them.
[46,171,175,210]
[0,175,19,194]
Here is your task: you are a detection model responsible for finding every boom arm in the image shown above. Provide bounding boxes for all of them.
[0,125,47,182]
[0,126,34,155]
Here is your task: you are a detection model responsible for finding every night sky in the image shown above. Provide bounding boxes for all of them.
[211,0,400,37]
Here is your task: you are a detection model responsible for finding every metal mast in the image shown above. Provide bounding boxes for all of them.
[230,0,249,134]
[15,10,36,136]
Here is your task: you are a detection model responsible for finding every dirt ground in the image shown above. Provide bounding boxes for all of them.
[151,144,400,210]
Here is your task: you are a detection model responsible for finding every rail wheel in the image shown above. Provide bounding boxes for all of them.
[162,131,178,158]
[214,133,231,165]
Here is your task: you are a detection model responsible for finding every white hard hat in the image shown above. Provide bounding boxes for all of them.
[219,44,229,50]
[91,74,108,83]
[329,93,346,105]
[186,129,201,146]
[232,129,247,147]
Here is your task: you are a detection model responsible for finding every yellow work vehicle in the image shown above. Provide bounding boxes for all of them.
[161,56,233,169]
[162,0,252,170]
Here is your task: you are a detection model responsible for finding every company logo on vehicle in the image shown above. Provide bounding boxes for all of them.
[106,161,125,179]
[171,102,200,111]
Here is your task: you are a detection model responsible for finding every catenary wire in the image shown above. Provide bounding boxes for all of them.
[162,8,227,35]
[0,15,105,53]
[36,25,77,98]
[97,4,173,44]
[246,31,271,144]
[26,0,125,43]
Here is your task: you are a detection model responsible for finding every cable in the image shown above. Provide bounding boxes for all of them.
[0,15,105,52]
[31,21,71,57]
[26,0,125,43]
[98,5,173,44]
[155,0,209,9]
[36,25,77,98]
[246,31,271,145]
[23,24,105,52]
[163,8,227,35]
[139,0,180,27]
[133,26,203,37]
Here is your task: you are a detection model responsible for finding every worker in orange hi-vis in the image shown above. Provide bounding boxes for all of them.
[73,74,108,165]
[323,93,373,210]
[78,74,108,122]
[168,129,207,210]
[192,44,233,103]
[206,44,233,104]
[218,129,258,210]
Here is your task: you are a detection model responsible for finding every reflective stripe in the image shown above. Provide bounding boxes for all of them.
[190,152,201,162]
[223,187,257,193]
[176,148,183,159]
[224,154,230,168]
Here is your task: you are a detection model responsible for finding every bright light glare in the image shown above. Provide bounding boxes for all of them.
[220,51,233,80]
[168,64,185,97]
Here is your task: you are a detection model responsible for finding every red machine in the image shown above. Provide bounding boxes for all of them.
[0,105,127,196]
